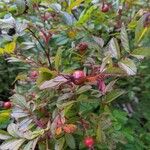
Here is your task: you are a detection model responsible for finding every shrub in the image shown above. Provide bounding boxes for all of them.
[0,0,149,149]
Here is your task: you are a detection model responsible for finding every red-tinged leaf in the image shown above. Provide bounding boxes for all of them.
[39,76,68,90]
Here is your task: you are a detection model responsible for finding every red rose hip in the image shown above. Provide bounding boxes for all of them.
[76,42,88,54]
[73,70,86,80]
[101,4,109,13]
[84,137,94,148]
[72,70,86,85]
[3,101,12,109]
[30,71,38,79]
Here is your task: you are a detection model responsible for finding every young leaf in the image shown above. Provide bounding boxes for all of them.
[65,133,76,149]
[118,58,137,75]
[121,24,130,52]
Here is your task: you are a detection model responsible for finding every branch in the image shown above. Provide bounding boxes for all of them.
[27,28,52,69]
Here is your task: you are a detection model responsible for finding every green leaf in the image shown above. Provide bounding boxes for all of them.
[131,47,150,58]
[121,24,130,52]
[118,58,137,75]
[104,89,125,104]
[0,48,4,55]
[0,110,11,129]
[57,93,74,101]
[55,49,63,71]
[67,0,84,13]
[39,76,68,90]
[4,41,16,54]
[135,15,148,45]
[15,0,26,14]
[37,68,57,85]
[0,130,12,140]
[96,123,102,143]
[12,107,29,119]
[76,85,92,94]
[65,134,76,149]
[0,139,26,150]
[109,38,120,59]
[76,5,97,25]
[60,11,74,25]
[7,123,22,138]
[11,94,29,109]
[55,137,65,150]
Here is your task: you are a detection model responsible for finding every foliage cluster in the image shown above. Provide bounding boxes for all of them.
[0,0,150,149]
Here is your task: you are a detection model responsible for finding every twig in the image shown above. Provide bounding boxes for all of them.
[27,28,52,69]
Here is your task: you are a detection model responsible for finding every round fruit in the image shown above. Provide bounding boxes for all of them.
[3,102,12,109]
[73,70,86,80]
[73,70,86,85]
[76,42,88,54]
[84,137,94,148]
[101,4,109,13]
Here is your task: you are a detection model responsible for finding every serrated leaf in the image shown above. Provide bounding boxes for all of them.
[105,80,117,92]
[76,5,97,25]
[50,3,62,12]
[121,24,130,52]
[0,139,26,150]
[104,89,125,104]
[55,137,65,150]
[65,134,76,149]
[76,85,92,94]
[37,68,57,85]
[20,42,35,50]
[109,38,120,59]
[39,76,68,90]
[11,94,29,109]
[18,118,33,131]
[12,107,29,119]
[22,138,38,150]
[15,0,26,14]
[57,93,74,101]
[135,15,148,44]
[57,101,76,109]
[60,11,74,25]
[118,58,137,75]
[131,47,150,58]
[7,123,22,138]
[0,130,12,140]
[92,36,104,47]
